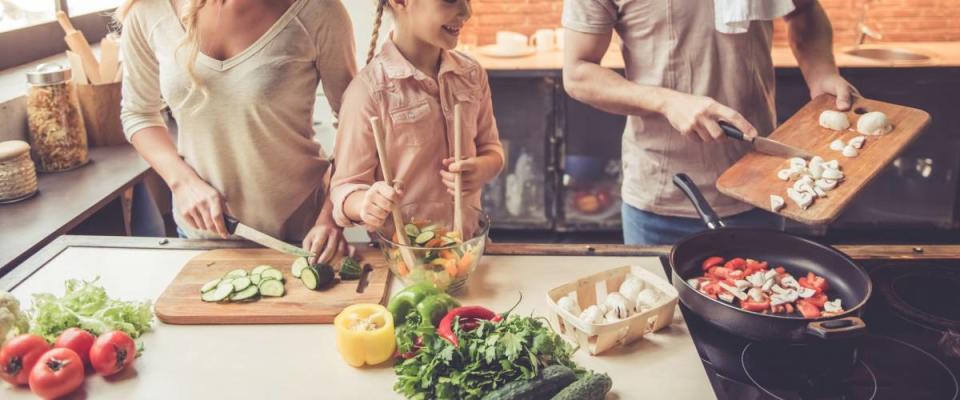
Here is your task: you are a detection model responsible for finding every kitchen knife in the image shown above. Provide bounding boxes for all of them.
[225,217,314,258]
[719,121,815,160]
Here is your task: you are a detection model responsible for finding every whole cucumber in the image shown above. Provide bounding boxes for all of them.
[482,365,577,400]
[550,373,612,400]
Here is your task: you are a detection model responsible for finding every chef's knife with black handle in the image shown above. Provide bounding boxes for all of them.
[719,121,815,160]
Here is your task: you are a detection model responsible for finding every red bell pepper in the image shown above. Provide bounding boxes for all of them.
[724,258,747,270]
[702,256,725,271]
[797,300,822,319]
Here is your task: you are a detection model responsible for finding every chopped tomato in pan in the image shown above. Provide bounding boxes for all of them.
[702,256,725,271]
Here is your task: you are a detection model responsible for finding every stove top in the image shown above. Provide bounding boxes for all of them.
[672,259,960,400]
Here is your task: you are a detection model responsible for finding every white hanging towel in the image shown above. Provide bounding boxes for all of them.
[714,0,796,34]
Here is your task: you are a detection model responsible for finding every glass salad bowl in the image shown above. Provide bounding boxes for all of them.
[376,202,490,292]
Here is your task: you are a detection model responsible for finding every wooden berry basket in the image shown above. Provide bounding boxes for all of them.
[546,265,679,355]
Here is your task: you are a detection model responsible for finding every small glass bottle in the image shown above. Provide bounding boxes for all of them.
[25,63,88,172]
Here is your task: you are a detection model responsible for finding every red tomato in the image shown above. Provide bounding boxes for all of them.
[805,293,829,308]
[701,282,723,296]
[724,258,746,270]
[798,300,822,319]
[708,266,732,280]
[775,267,786,275]
[53,328,95,368]
[701,256,725,271]
[798,272,829,293]
[727,270,744,279]
[744,260,768,275]
[28,348,84,400]
[89,331,136,376]
[0,334,51,386]
[741,299,771,312]
[784,303,795,314]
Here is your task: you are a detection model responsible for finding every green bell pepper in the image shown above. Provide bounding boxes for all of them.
[387,282,441,324]
[416,293,460,326]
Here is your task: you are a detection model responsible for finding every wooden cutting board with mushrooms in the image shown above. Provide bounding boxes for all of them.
[717,95,931,225]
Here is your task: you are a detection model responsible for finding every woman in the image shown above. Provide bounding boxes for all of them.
[117,0,357,262]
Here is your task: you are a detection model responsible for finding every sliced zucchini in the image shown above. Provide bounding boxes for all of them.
[261,269,284,282]
[291,257,310,278]
[259,279,285,297]
[230,285,259,301]
[415,231,435,245]
[200,278,221,293]
[232,276,252,291]
[250,273,262,285]
[440,237,457,246]
[225,269,248,278]
[404,223,420,237]
[339,258,362,280]
[251,265,273,276]
[301,264,335,290]
[201,283,234,302]
[421,224,440,232]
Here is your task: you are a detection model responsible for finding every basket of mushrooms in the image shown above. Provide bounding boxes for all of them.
[546,265,679,355]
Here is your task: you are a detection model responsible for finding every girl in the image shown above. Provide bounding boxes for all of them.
[330,0,503,231]
[117,0,356,262]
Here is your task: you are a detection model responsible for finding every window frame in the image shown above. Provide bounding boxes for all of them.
[0,0,117,70]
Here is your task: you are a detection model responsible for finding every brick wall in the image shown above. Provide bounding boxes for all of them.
[462,0,960,46]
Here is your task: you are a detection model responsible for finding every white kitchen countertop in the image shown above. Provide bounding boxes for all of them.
[4,244,715,399]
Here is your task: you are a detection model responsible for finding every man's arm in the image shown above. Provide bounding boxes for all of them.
[785,0,858,110]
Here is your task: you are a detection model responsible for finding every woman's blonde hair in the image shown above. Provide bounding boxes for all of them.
[367,0,387,65]
[115,0,209,108]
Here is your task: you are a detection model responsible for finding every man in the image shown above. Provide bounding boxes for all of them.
[562,0,858,244]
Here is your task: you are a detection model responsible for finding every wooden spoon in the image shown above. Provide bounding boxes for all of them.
[453,103,464,238]
[369,116,417,269]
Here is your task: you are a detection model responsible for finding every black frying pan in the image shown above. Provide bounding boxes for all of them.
[669,173,872,342]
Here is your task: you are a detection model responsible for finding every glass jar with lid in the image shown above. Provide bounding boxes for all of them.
[25,63,88,172]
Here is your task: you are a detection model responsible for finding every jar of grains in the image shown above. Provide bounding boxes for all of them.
[25,63,88,172]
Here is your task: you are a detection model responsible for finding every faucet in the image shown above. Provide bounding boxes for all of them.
[855,0,883,46]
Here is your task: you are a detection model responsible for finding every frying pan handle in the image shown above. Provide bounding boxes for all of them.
[806,316,867,340]
[672,173,725,230]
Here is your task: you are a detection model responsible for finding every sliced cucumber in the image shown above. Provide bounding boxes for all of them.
[200,278,221,293]
[251,265,273,276]
[259,279,285,297]
[261,269,284,282]
[339,258,362,280]
[291,257,309,278]
[415,231,435,244]
[201,283,234,302]
[421,224,440,232]
[230,285,259,301]
[232,276,252,291]
[300,266,319,290]
[441,237,457,246]
[404,224,420,237]
[225,269,248,278]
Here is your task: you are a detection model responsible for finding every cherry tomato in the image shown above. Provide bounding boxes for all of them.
[799,272,829,293]
[741,299,771,313]
[0,334,51,386]
[89,331,137,376]
[53,328,95,368]
[723,258,746,270]
[701,256,725,271]
[797,300,822,319]
[28,348,84,400]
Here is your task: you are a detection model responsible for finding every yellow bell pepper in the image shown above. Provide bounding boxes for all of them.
[334,304,396,367]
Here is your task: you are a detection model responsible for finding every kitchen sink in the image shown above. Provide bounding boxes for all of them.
[842,46,934,64]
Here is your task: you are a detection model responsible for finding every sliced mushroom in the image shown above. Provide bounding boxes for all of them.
[842,144,859,158]
[815,178,838,191]
[777,169,794,181]
[848,135,866,149]
[789,157,807,170]
[770,195,785,212]
[798,287,816,298]
[821,167,844,180]
[830,139,845,151]
[814,186,828,198]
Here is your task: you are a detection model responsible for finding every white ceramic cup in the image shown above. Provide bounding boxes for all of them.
[530,28,556,52]
[555,27,565,50]
[496,31,528,53]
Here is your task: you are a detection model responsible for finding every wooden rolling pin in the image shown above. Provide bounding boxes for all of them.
[56,11,102,84]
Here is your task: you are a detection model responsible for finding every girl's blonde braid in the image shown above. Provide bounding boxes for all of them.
[366,0,387,65]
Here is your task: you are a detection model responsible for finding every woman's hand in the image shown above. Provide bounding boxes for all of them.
[660,92,758,142]
[302,214,352,265]
[172,177,229,238]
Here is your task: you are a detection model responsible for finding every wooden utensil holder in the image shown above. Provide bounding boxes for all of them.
[76,81,125,147]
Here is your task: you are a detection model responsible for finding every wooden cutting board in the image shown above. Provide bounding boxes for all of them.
[155,247,391,324]
[717,95,930,225]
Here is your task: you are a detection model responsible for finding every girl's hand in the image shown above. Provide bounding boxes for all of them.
[440,156,498,196]
[359,181,404,228]
[302,214,353,265]
[660,92,758,142]
[172,177,229,238]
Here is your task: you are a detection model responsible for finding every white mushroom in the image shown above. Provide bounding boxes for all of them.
[771,285,789,295]
[579,305,606,324]
[764,269,779,281]
[808,163,824,179]
[819,110,851,131]
[825,160,841,170]
[635,288,662,312]
[604,292,632,320]
[829,139,845,151]
[821,168,844,180]
[734,280,752,291]
[747,288,767,303]
[618,275,645,301]
[815,179,838,191]
[718,293,735,304]
[814,186,828,198]
[718,282,748,301]
[686,278,702,290]
[777,169,794,181]
[798,287,817,298]
[824,299,843,313]
[789,157,807,170]
[746,272,766,288]
[793,179,815,195]
[770,195,785,212]
[779,274,801,289]
[787,189,814,209]
[857,111,893,135]
[848,135,867,149]
[557,293,581,316]
[842,144,859,158]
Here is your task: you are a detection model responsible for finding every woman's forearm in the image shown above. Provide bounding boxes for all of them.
[129,127,201,190]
